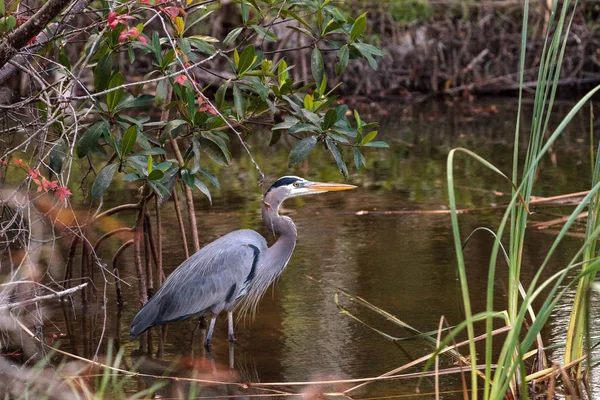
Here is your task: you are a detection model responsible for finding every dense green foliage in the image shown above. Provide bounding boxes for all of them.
[68,0,385,202]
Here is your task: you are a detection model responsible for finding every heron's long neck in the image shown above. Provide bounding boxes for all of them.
[261,198,297,274]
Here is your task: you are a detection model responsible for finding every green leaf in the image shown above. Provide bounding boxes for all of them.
[322,19,342,36]
[303,93,314,111]
[237,45,256,76]
[328,132,350,143]
[319,74,327,95]
[147,155,153,173]
[354,148,366,169]
[363,141,389,148]
[233,49,240,68]
[200,136,231,166]
[136,132,153,150]
[273,116,299,130]
[150,31,162,64]
[106,73,125,113]
[352,42,382,70]
[289,123,320,135]
[354,109,362,127]
[190,136,201,173]
[246,76,269,100]
[148,180,170,199]
[282,9,313,31]
[359,130,377,146]
[223,27,243,47]
[194,177,212,204]
[335,45,349,75]
[163,119,187,139]
[122,173,139,181]
[215,82,227,109]
[278,59,289,87]
[353,42,383,56]
[252,25,277,42]
[148,169,164,181]
[155,161,173,171]
[336,105,348,120]
[132,148,167,156]
[350,12,367,41]
[121,125,137,156]
[116,94,154,111]
[323,109,338,130]
[287,25,315,40]
[91,164,118,200]
[240,0,249,23]
[0,15,15,31]
[302,109,321,126]
[155,79,168,106]
[233,83,244,119]
[94,53,112,92]
[199,168,220,188]
[188,36,216,55]
[77,121,109,158]
[181,169,195,188]
[128,45,135,64]
[311,47,324,88]
[326,137,348,178]
[174,16,185,36]
[288,136,317,167]
[0,0,4,16]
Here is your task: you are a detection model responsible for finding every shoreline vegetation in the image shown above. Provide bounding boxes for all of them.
[339,0,600,100]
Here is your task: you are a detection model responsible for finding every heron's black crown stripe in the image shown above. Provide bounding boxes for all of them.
[266,176,301,193]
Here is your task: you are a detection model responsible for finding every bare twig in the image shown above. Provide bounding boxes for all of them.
[0,282,87,310]
[0,0,92,84]
[112,239,134,308]
[0,0,76,68]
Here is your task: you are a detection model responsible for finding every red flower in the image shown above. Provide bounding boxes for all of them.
[27,167,40,179]
[159,5,179,19]
[41,179,59,193]
[198,97,217,115]
[119,27,146,43]
[108,12,135,29]
[55,186,72,202]
[27,167,43,187]
[13,158,25,168]
[108,12,118,28]
[174,75,188,85]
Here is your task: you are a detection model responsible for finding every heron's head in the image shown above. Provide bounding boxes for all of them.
[264,176,356,204]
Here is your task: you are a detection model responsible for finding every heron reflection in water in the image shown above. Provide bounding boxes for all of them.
[130,176,356,348]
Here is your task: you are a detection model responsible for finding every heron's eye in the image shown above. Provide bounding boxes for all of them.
[293,182,300,187]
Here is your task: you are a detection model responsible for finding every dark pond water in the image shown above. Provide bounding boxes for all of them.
[45,98,600,398]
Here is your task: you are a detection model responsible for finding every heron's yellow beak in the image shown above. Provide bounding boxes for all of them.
[307,182,357,192]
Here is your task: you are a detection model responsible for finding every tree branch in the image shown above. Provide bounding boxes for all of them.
[0,0,91,83]
[0,0,77,69]
[0,283,88,310]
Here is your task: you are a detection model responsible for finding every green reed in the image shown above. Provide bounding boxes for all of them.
[447,0,600,398]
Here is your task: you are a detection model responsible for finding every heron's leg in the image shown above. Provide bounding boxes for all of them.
[228,341,235,370]
[227,311,236,343]
[204,315,217,350]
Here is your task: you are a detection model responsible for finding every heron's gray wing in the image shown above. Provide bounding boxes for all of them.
[130,230,266,338]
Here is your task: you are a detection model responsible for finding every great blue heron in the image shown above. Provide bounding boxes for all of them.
[130,176,356,348]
